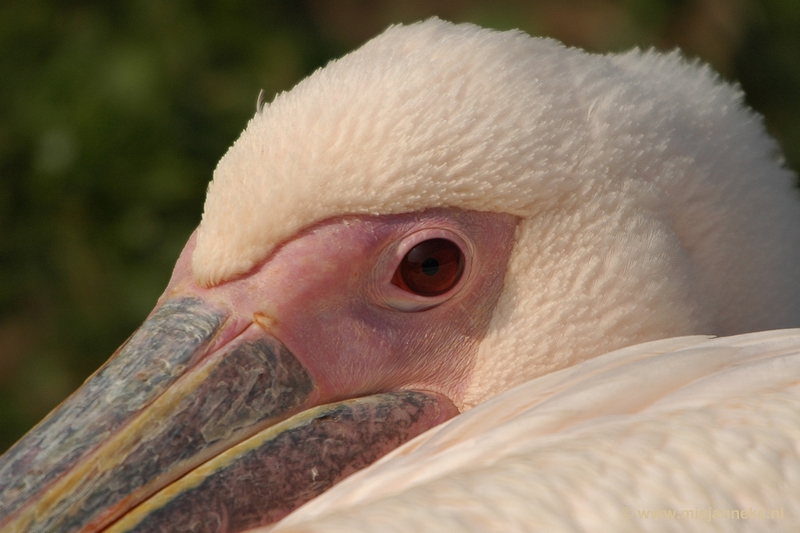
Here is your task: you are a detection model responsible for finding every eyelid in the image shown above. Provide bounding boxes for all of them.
[375,227,474,312]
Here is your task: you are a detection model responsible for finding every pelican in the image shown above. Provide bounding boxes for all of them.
[2,18,800,533]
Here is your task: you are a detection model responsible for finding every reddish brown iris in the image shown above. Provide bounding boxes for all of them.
[392,238,464,297]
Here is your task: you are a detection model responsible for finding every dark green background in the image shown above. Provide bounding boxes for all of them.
[1,0,799,452]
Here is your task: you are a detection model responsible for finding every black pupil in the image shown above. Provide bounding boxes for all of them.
[421,258,439,276]
[392,238,464,297]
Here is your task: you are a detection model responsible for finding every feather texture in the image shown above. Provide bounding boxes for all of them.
[194,19,800,406]
[265,330,800,533]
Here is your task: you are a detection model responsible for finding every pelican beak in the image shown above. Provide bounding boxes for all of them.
[0,296,456,533]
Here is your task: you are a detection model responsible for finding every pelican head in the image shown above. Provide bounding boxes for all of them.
[2,18,799,533]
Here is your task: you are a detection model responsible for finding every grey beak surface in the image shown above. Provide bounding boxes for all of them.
[0,297,457,533]
[0,297,317,532]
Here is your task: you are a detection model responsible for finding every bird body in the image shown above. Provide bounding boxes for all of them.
[2,18,800,533]
[267,330,800,532]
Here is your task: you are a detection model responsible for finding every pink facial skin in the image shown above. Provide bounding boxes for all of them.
[162,208,519,410]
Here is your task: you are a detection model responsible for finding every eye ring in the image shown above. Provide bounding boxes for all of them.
[391,238,464,296]
[379,228,473,312]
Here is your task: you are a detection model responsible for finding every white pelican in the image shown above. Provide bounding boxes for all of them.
[1,18,799,533]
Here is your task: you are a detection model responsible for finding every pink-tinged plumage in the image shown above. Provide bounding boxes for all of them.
[2,18,800,533]
[266,330,800,533]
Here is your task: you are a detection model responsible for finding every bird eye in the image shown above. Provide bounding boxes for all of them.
[391,239,464,296]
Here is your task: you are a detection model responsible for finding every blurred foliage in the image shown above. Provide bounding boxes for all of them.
[1,0,798,452]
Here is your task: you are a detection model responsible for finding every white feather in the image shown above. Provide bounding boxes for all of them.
[264,330,800,533]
